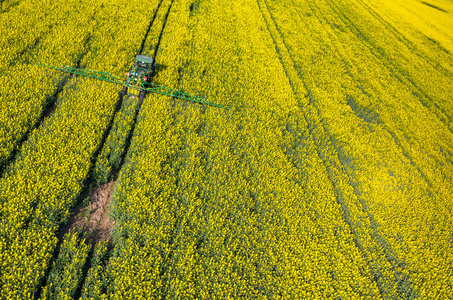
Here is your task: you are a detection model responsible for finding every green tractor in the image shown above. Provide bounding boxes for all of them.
[121,55,155,101]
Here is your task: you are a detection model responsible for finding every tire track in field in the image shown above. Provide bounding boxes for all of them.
[56,1,177,295]
[324,0,453,133]
[147,0,175,71]
[0,34,94,178]
[304,0,436,190]
[332,3,453,153]
[107,0,172,168]
[75,0,176,242]
[357,0,451,60]
[84,0,174,184]
[0,3,103,177]
[15,0,164,293]
[34,0,175,295]
[256,0,416,297]
[137,0,166,55]
[309,0,450,212]
[116,0,175,167]
[306,0,453,189]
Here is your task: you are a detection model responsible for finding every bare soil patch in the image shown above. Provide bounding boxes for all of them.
[58,174,118,245]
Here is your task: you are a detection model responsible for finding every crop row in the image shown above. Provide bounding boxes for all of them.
[0,76,114,299]
[256,0,404,296]
[40,230,90,299]
[80,240,110,299]
[93,95,142,186]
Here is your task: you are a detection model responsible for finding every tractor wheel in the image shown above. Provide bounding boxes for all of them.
[120,86,128,98]
[139,90,146,101]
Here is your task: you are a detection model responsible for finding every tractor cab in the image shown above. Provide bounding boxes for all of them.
[122,55,155,100]
[128,55,154,82]
[131,55,154,75]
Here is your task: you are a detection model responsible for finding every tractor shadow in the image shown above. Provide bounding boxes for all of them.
[152,63,168,79]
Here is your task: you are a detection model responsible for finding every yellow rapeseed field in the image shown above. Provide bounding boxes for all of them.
[0,0,451,298]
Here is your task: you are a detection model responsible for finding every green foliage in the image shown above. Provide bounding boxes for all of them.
[92,97,141,187]
[80,241,110,300]
[93,156,112,187]
[40,231,91,300]
[82,196,91,208]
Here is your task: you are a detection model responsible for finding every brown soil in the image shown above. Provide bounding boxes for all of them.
[58,174,118,245]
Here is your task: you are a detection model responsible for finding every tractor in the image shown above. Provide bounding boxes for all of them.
[36,55,230,110]
[121,55,155,101]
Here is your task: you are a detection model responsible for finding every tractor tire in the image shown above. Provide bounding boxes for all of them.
[139,90,146,101]
[120,86,128,98]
